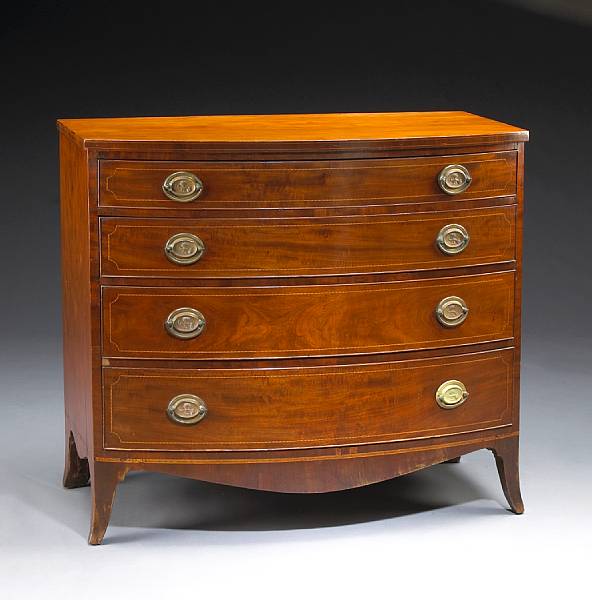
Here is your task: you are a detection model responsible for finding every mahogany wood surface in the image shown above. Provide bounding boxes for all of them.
[57,112,527,544]
[99,340,514,375]
[85,432,521,543]
[100,205,516,279]
[58,111,528,150]
[96,196,517,222]
[490,435,524,514]
[94,426,516,469]
[102,272,515,360]
[88,461,128,545]
[94,142,519,162]
[60,134,93,461]
[102,432,520,493]
[103,348,513,452]
[63,431,90,489]
[99,152,516,210]
[99,264,514,290]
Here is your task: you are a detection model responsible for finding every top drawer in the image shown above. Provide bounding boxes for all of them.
[99,152,517,210]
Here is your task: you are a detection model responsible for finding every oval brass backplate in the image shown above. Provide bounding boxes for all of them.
[435,380,469,409]
[164,233,206,265]
[167,394,208,425]
[436,296,469,327]
[436,223,470,255]
[162,171,204,202]
[438,164,472,195]
[165,307,206,339]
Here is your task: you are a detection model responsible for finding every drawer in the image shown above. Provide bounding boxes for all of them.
[99,152,517,210]
[101,272,514,359]
[103,348,514,451]
[100,206,516,279]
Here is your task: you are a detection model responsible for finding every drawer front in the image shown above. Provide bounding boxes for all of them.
[99,152,516,210]
[100,206,516,279]
[102,272,514,359]
[103,348,514,451]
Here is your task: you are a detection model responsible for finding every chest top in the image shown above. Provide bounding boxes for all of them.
[57,111,528,151]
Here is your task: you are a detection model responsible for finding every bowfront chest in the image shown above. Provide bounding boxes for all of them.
[58,112,528,544]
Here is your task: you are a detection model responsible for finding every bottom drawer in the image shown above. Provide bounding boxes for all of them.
[103,348,514,452]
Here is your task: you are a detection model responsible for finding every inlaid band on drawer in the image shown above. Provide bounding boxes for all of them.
[101,272,515,360]
[100,206,516,279]
[99,151,517,209]
[102,348,514,451]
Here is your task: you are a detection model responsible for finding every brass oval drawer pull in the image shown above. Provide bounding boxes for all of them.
[162,171,204,202]
[436,296,469,327]
[435,380,469,409]
[164,233,205,265]
[165,307,206,339]
[438,164,472,195]
[436,223,470,255]
[167,394,208,425]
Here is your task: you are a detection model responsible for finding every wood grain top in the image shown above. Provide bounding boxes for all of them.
[57,111,528,150]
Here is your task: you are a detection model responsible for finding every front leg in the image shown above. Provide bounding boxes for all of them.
[89,461,128,545]
[490,436,524,514]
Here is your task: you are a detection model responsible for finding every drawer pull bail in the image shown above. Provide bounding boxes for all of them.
[438,164,472,195]
[436,296,469,327]
[165,307,206,339]
[436,224,470,255]
[167,394,208,425]
[435,380,469,409]
[162,171,204,202]
[165,233,206,265]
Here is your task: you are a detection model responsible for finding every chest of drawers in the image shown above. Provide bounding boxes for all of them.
[58,112,528,544]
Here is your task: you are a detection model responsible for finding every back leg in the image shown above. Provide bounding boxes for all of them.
[63,430,90,489]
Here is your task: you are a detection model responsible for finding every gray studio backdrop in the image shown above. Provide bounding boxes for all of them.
[0,0,590,584]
